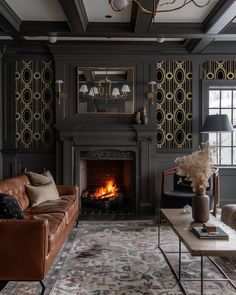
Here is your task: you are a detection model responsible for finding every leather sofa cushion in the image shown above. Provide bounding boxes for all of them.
[24,195,77,224]
[25,212,66,253]
[24,194,78,253]
[60,195,78,224]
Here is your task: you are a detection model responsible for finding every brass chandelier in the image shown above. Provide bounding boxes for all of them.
[108,0,211,17]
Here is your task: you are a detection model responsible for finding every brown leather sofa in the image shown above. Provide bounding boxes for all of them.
[0,173,78,294]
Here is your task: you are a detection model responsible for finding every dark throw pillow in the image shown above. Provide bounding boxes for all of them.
[0,193,25,219]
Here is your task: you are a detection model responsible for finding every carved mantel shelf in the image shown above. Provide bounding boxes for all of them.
[55,123,156,147]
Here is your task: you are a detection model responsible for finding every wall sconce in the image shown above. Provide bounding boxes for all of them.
[146,80,157,104]
[55,80,67,104]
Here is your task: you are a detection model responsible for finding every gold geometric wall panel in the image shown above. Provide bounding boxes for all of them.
[15,60,54,149]
[156,60,192,149]
[202,60,236,80]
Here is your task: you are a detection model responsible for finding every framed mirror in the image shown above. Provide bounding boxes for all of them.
[77,67,134,114]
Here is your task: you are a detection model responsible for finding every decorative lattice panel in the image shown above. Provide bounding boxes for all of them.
[15,60,54,149]
[202,60,236,80]
[156,60,192,149]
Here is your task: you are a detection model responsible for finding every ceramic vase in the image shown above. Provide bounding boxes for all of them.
[192,193,210,223]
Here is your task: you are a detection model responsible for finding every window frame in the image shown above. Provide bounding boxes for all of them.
[202,80,236,167]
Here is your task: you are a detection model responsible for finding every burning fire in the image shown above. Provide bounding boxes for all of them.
[94,178,119,199]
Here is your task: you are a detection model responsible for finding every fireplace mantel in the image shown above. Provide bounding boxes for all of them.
[56,122,156,215]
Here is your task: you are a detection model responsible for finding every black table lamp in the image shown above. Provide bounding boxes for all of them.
[201,114,234,165]
[201,114,234,133]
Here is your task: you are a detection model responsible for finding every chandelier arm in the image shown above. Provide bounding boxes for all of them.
[158,0,210,11]
[159,0,175,7]
[191,0,211,8]
[158,0,190,12]
[108,0,212,15]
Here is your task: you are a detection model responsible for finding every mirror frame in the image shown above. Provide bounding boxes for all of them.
[77,67,135,114]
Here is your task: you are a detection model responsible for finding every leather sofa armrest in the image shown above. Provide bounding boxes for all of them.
[57,185,78,196]
[0,219,49,280]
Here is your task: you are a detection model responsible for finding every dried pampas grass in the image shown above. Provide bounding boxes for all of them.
[175,144,215,195]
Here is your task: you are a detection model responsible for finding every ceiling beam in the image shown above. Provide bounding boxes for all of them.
[20,21,205,37]
[0,0,21,32]
[58,0,88,33]
[203,0,236,33]
[189,0,236,53]
[220,22,236,35]
[150,22,204,35]
[0,0,24,40]
[131,0,156,34]
[86,23,133,36]
[18,21,236,40]
[20,21,70,35]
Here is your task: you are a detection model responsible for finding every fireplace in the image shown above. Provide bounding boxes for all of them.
[78,150,135,215]
[56,123,156,216]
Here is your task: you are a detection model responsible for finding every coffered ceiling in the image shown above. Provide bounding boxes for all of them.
[1,0,236,53]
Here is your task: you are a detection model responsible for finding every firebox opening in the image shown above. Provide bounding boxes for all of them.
[80,159,134,215]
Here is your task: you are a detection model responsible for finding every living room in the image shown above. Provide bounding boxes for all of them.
[1,0,236,294]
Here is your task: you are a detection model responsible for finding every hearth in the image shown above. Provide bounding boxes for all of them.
[79,151,135,215]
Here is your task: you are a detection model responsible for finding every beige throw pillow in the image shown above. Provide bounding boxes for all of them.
[26,170,60,206]
[27,170,58,194]
[42,170,55,183]
[27,171,51,186]
[26,182,60,207]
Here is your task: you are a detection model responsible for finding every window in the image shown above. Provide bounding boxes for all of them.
[205,84,236,166]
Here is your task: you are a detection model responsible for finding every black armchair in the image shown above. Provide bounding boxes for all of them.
[161,166,219,216]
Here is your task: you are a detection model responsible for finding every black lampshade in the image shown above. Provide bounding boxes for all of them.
[201,114,234,133]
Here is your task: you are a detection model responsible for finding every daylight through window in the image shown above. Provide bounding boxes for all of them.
[208,86,236,166]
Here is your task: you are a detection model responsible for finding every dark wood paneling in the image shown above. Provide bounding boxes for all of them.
[2,152,56,179]
[1,47,56,180]
[1,41,236,211]
[0,50,2,179]
[2,59,16,150]
[20,21,70,35]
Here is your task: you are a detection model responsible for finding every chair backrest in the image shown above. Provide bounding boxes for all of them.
[173,173,193,192]
[161,166,219,216]
[173,173,212,192]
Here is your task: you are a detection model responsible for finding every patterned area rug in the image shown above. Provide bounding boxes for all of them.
[1,221,236,295]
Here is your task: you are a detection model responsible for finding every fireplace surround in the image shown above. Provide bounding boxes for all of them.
[56,123,156,216]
